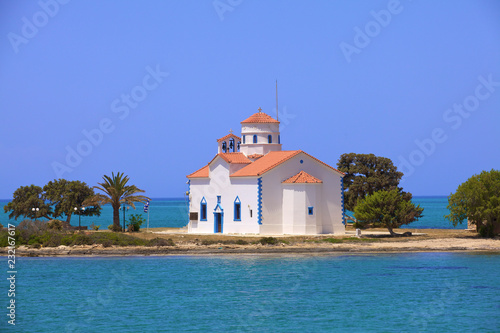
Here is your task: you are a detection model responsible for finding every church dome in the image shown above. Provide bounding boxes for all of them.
[241,108,280,124]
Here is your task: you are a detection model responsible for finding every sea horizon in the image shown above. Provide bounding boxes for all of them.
[0,196,460,230]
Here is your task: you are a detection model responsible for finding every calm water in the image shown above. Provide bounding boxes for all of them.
[0,198,189,229]
[0,196,460,230]
[1,253,499,332]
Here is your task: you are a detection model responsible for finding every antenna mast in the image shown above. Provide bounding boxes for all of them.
[275,80,279,121]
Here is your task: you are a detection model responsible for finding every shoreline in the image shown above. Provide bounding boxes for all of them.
[3,239,500,257]
[3,227,499,257]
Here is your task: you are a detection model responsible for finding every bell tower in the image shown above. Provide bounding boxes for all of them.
[217,130,241,154]
[240,107,281,157]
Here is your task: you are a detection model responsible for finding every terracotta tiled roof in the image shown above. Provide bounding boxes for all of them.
[282,171,323,184]
[188,150,344,179]
[217,133,241,143]
[247,154,264,159]
[241,112,280,124]
[218,153,252,164]
[206,153,252,166]
[231,150,302,177]
[187,165,209,178]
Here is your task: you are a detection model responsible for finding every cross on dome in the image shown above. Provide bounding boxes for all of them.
[258,107,262,112]
[229,128,233,134]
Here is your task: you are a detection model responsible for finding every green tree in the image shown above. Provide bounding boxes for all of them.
[446,169,500,236]
[88,172,150,231]
[43,179,101,223]
[4,185,52,220]
[354,189,424,236]
[337,153,410,212]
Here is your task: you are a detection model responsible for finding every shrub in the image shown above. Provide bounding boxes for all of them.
[259,237,279,245]
[479,223,495,238]
[0,230,9,247]
[235,239,248,245]
[108,224,122,232]
[17,220,47,242]
[47,220,63,231]
[101,239,113,248]
[90,222,100,231]
[71,234,94,246]
[127,214,146,232]
[148,238,175,247]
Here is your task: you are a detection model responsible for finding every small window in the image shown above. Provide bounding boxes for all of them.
[268,135,272,143]
[308,207,314,215]
[243,135,246,144]
[217,196,221,203]
[200,198,207,221]
[250,209,253,218]
[253,135,257,143]
[278,135,280,144]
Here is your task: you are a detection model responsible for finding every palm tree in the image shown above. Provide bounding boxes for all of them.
[88,172,150,231]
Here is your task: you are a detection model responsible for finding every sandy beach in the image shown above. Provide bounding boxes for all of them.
[3,227,500,257]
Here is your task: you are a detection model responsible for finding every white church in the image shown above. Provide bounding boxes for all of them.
[186,108,346,235]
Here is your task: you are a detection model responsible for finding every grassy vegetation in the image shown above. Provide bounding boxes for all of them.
[257,237,280,245]
[0,221,176,248]
[321,237,378,244]
[199,239,249,246]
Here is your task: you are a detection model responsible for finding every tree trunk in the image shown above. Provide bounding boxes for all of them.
[66,212,72,224]
[387,226,396,236]
[113,203,121,230]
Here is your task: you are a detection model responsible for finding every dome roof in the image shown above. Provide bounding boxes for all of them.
[241,109,280,124]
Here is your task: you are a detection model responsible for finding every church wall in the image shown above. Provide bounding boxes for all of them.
[188,159,260,234]
[260,152,345,235]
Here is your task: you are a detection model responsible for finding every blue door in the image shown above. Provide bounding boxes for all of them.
[214,213,222,233]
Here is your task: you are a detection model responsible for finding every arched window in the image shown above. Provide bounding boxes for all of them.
[268,135,272,143]
[253,135,257,143]
[234,196,241,221]
[222,141,227,153]
[200,197,207,221]
[229,138,235,152]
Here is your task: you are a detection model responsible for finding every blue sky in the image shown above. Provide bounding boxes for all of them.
[1,0,499,199]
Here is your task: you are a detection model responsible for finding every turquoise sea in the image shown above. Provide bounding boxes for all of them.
[1,253,500,332]
[0,196,462,230]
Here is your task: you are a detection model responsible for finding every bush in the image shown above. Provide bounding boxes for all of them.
[235,239,248,245]
[127,214,146,232]
[101,239,113,248]
[479,223,495,238]
[90,222,100,231]
[148,238,175,247]
[47,220,63,231]
[258,237,280,245]
[17,220,47,242]
[108,224,122,232]
[71,234,94,246]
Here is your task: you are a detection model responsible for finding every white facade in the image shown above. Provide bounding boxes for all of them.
[187,109,345,235]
